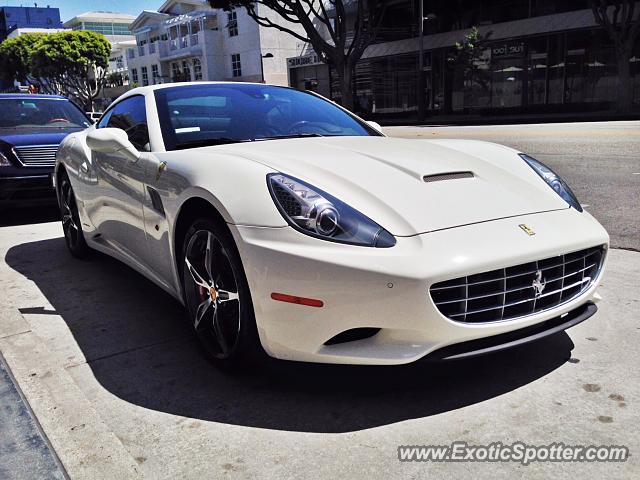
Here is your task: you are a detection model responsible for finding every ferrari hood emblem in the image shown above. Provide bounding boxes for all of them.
[532,270,546,297]
[519,224,535,236]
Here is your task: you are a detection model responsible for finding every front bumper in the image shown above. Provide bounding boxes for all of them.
[424,301,597,361]
[0,171,56,207]
[232,207,609,365]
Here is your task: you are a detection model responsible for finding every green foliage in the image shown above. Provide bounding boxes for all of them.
[455,27,481,55]
[30,30,111,80]
[0,30,111,108]
[450,27,493,110]
[0,33,45,83]
[452,27,492,65]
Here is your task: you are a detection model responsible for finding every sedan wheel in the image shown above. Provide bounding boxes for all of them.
[181,220,262,366]
[59,172,90,258]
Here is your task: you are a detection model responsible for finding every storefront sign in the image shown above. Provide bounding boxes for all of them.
[491,42,527,58]
[288,54,321,68]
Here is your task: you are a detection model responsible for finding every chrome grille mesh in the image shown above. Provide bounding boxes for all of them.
[430,246,605,323]
[13,144,59,167]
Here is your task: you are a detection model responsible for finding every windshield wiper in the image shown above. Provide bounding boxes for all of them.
[173,137,251,150]
[256,133,329,141]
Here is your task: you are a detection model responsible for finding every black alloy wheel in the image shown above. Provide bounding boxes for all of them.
[181,219,263,367]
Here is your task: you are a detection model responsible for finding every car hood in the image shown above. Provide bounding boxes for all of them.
[219,136,569,236]
[0,127,82,147]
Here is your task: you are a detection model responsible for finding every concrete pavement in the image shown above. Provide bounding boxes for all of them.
[0,220,639,479]
[385,121,640,251]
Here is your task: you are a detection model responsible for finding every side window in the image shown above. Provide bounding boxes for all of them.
[106,96,150,151]
[97,110,113,128]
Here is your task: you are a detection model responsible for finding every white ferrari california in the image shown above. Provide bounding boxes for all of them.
[54,82,609,368]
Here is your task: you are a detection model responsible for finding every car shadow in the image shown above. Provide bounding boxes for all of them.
[0,205,59,227]
[5,237,575,433]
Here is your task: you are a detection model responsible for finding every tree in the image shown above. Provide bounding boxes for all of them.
[31,31,111,110]
[0,30,111,110]
[0,33,44,84]
[209,0,388,110]
[591,0,640,113]
[451,26,492,111]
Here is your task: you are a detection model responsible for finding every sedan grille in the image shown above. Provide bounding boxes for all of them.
[13,144,59,167]
[430,246,605,323]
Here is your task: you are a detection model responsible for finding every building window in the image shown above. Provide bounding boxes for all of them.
[141,66,149,86]
[131,68,138,84]
[151,64,159,84]
[181,60,191,81]
[193,58,203,80]
[116,56,124,70]
[231,53,242,77]
[171,62,180,81]
[128,49,135,59]
[227,10,238,37]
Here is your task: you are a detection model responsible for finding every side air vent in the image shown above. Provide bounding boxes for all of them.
[423,171,474,183]
[324,328,380,345]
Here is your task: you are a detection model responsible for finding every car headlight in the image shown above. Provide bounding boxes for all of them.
[267,173,396,247]
[520,154,582,212]
[0,151,11,167]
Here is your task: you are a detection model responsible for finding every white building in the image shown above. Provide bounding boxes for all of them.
[63,11,136,43]
[126,0,304,87]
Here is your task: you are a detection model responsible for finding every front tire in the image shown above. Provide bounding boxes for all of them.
[181,218,263,369]
[58,172,90,259]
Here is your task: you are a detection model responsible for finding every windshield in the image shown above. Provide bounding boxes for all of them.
[154,84,379,151]
[0,98,91,129]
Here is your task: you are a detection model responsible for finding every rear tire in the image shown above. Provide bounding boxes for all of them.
[180,218,264,369]
[58,171,90,259]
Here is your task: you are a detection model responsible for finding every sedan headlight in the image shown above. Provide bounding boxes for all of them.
[520,154,582,212]
[267,173,396,247]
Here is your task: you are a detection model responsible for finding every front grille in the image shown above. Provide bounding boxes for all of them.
[430,246,605,323]
[13,144,59,167]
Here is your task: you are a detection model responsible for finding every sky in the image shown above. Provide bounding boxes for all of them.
[1,0,165,22]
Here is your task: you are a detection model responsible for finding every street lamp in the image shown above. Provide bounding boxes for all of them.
[417,3,437,122]
[260,52,274,83]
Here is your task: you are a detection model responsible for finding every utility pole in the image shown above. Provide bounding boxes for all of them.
[417,4,436,123]
[418,0,425,122]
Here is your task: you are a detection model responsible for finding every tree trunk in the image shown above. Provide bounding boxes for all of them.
[617,50,632,113]
[334,61,355,111]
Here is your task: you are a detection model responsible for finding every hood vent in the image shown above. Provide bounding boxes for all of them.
[423,171,474,183]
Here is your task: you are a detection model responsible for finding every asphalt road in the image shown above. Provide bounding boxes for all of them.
[386,121,640,251]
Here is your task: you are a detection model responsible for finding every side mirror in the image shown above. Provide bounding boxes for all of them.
[86,128,140,163]
[367,120,383,133]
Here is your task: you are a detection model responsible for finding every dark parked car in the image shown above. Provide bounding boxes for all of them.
[0,94,91,210]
